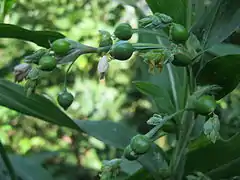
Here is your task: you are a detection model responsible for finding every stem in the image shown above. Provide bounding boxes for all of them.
[97,46,111,54]
[132,43,167,50]
[166,64,180,112]
[156,36,180,116]
[0,141,17,180]
[146,109,186,139]
[97,43,166,54]
[168,1,196,177]
[63,59,76,90]
[132,28,169,39]
[170,64,196,179]
[170,105,195,180]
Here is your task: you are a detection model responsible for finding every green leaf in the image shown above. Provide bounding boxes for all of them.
[0,23,65,48]
[75,120,168,176]
[197,55,240,100]
[145,0,186,25]
[207,157,240,179]
[138,144,168,178]
[0,80,135,148]
[0,141,17,180]
[9,155,54,180]
[185,134,240,179]
[126,168,155,180]
[192,0,240,48]
[0,79,76,129]
[120,160,142,175]
[0,80,167,174]
[75,120,137,149]
[133,81,175,114]
[192,0,206,22]
[208,43,240,56]
[26,151,59,165]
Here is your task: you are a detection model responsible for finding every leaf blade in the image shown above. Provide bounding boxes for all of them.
[186,134,240,179]
[192,0,240,48]
[9,155,54,180]
[0,23,65,48]
[0,79,76,129]
[133,81,175,114]
[145,0,187,25]
[196,55,240,99]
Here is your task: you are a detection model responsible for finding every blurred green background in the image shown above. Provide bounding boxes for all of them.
[0,0,239,180]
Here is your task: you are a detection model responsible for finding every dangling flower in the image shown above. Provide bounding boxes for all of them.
[97,55,109,82]
[13,63,32,82]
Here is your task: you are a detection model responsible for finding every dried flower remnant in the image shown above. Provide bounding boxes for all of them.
[13,63,32,82]
[97,55,109,82]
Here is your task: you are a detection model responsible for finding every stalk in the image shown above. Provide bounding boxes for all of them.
[169,1,196,179]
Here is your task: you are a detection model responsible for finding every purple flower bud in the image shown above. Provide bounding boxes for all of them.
[14,63,31,82]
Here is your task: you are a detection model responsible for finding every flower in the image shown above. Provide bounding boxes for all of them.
[97,55,109,80]
[13,63,31,82]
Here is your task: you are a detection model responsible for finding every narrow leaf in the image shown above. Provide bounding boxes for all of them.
[75,120,168,175]
[0,79,76,129]
[126,168,154,180]
[9,155,54,180]
[208,43,240,56]
[186,134,240,179]
[133,81,175,114]
[192,0,240,48]
[75,120,137,149]
[197,55,240,99]
[0,23,65,48]
[0,141,17,180]
[145,0,187,26]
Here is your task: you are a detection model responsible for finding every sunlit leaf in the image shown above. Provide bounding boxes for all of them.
[0,23,65,48]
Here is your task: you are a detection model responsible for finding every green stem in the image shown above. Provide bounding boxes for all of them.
[132,28,169,39]
[62,42,166,87]
[146,109,186,139]
[97,43,166,54]
[166,64,180,112]
[0,141,17,180]
[132,43,167,50]
[170,105,195,180]
[170,66,196,179]
[63,59,76,90]
[97,46,111,54]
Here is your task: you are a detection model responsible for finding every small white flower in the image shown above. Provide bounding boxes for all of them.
[14,63,31,82]
[97,55,109,80]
